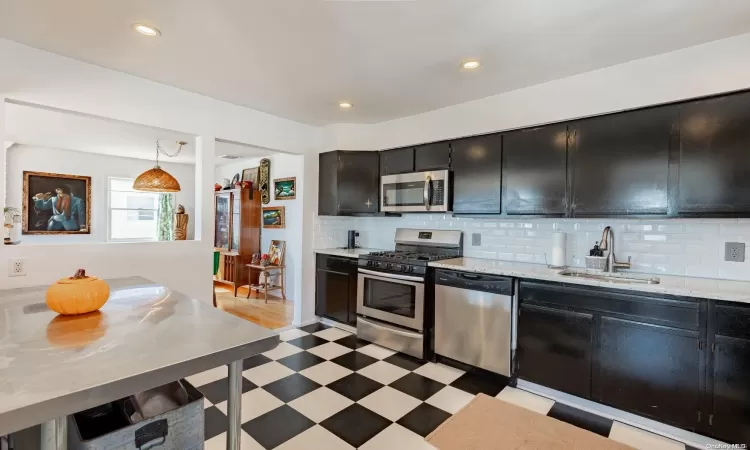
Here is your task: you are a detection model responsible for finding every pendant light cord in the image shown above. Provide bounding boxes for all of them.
[155,140,186,167]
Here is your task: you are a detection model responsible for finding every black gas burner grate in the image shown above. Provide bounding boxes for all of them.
[365,251,452,261]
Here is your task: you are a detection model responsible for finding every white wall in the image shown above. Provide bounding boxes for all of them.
[0,40,322,315]
[328,33,750,150]
[5,145,196,243]
[214,159,258,185]
[214,154,305,302]
[0,39,322,154]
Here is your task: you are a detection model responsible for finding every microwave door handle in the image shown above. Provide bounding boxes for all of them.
[424,175,432,210]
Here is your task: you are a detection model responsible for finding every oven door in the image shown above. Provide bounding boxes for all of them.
[357,269,425,331]
[381,170,449,213]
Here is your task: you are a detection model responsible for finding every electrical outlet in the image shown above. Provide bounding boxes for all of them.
[472,233,481,246]
[725,242,746,262]
[9,258,27,277]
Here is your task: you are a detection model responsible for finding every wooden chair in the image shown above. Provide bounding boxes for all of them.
[246,240,286,303]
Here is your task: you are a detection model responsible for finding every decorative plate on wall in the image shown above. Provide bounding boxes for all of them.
[259,158,271,204]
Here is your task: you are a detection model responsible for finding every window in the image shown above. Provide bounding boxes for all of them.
[108,177,172,241]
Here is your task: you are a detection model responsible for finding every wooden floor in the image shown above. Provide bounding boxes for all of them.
[214,282,293,330]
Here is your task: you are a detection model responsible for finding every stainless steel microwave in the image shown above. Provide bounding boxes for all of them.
[380,170,450,213]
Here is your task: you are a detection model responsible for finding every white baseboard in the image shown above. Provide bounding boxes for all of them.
[292,317,321,328]
[517,380,726,448]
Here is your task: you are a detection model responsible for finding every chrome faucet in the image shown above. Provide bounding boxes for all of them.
[599,226,632,273]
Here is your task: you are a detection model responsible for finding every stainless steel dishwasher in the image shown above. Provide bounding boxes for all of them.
[434,269,514,376]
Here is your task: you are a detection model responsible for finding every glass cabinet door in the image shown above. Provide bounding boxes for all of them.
[214,193,230,250]
[230,193,241,252]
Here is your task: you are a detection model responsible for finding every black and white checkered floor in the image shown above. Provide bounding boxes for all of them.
[188,322,701,450]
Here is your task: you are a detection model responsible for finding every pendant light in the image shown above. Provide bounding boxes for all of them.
[133,140,187,192]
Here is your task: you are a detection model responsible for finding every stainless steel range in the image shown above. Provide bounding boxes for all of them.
[356,228,463,359]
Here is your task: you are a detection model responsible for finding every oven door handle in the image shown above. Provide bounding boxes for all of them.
[423,174,432,210]
[358,268,424,283]
[358,316,424,339]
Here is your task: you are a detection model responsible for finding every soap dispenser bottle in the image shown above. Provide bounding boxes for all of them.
[590,242,603,257]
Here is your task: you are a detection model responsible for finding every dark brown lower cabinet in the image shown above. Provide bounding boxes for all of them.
[517,282,750,444]
[315,255,358,326]
[517,303,593,399]
[712,335,750,444]
[593,317,701,430]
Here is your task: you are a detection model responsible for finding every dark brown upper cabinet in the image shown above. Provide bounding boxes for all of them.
[451,134,503,215]
[503,124,568,216]
[318,150,380,216]
[415,142,451,171]
[677,91,750,216]
[380,147,415,175]
[569,106,676,216]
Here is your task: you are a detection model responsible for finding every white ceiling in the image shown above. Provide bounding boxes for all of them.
[2,1,750,125]
[4,103,274,164]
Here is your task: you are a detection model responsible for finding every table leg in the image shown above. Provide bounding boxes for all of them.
[226,360,242,450]
[40,417,67,450]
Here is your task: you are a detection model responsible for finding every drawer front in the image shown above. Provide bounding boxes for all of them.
[357,317,424,359]
[317,254,357,273]
[716,302,750,340]
[520,280,700,330]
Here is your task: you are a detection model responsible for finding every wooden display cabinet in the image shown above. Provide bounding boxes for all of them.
[214,188,261,296]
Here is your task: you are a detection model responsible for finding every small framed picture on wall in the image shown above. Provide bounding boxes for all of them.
[242,167,259,189]
[262,206,285,228]
[273,177,296,200]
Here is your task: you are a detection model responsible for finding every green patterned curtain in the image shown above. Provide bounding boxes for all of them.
[156,194,174,241]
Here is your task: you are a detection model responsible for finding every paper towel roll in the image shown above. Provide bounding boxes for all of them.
[551,231,566,267]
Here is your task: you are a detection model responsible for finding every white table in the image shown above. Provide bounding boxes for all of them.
[0,277,278,450]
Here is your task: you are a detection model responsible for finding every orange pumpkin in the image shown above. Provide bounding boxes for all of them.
[46,311,108,348]
[46,269,110,315]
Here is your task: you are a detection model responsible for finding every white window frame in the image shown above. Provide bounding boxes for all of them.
[107,177,173,242]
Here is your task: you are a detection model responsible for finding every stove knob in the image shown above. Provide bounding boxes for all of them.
[401,266,409,272]
[386,263,393,269]
[366,261,372,267]
[408,266,415,273]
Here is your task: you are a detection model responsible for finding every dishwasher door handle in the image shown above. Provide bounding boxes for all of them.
[459,273,481,280]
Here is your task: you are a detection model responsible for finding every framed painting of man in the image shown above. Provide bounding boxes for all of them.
[22,171,92,235]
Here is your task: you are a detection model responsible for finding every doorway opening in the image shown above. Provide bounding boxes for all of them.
[211,140,302,330]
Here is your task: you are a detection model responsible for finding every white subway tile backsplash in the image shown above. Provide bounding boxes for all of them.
[720,223,750,235]
[313,214,750,282]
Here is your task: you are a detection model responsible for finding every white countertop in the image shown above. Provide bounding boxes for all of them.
[314,248,387,258]
[429,257,750,304]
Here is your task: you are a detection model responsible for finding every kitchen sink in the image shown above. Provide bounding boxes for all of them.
[558,268,660,285]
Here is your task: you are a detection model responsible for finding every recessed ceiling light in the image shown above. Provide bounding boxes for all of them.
[133,24,161,36]
[339,102,353,109]
[462,60,481,70]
